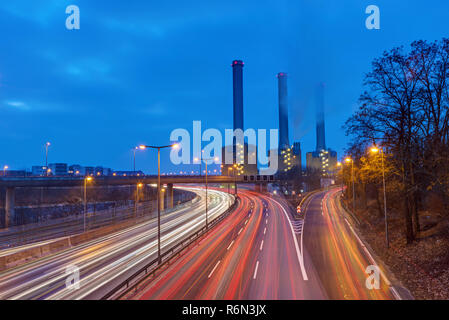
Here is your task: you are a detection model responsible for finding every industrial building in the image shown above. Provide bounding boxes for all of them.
[306,83,338,176]
[222,60,258,177]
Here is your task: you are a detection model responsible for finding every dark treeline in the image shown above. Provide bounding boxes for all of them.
[344,39,449,244]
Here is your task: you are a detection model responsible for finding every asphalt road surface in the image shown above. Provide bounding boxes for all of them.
[130,188,400,300]
[0,187,233,300]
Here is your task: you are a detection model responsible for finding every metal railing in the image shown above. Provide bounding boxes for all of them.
[101,196,239,300]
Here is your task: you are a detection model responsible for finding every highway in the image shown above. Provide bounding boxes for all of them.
[0,187,233,300]
[128,190,326,300]
[129,188,400,300]
[0,200,167,250]
[303,188,398,300]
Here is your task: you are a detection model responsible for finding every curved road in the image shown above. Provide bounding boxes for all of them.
[129,188,400,300]
[0,187,233,300]
[129,190,326,300]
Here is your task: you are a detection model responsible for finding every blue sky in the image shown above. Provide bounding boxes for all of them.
[1,0,448,174]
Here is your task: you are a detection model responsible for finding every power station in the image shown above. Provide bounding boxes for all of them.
[223,60,338,186]
[306,83,338,178]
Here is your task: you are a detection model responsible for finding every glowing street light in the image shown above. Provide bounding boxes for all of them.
[84,176,93,232]
[344,157,355,214]
[370,147,380,154]
[3,165,8,176]
[135,182,144,217]
[370,145,389,248]
[139,142,179,264]
[45,142,51,176]
[194,153,219,229]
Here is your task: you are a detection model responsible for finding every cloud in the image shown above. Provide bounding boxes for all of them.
[4,100,30,110]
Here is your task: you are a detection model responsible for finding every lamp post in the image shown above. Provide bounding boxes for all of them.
[139,143,179,264]
[227,167,233,195]
[345,157,355,214]
[84,176,93,232]
[3,165,8,177]
[135,183,143,218]
[132,146,142,173]
[233,164,239,195]
[194,154,219,229]
[371,146,389,249]
[45,142,51,176]
[336,162,343,194]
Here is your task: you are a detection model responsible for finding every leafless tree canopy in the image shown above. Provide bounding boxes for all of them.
[345,39,449,243]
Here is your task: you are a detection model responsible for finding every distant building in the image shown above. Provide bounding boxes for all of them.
[68,164,84,176]
[31,166,47,176]
[0,170,27,177]
[48,163,68,176]
[306,149,338,175]
[291,141,302,173]
[112,171,144,177]
[95,166,104,176]
[84,167,95,176]
[221,143,258,177]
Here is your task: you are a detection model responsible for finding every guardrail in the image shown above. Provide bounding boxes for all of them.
[101,195,239,300]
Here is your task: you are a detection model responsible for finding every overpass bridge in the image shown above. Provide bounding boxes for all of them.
[0,175,276,228]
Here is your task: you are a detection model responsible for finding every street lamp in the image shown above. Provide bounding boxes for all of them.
[371,146,389,248]
[3,165,8,176]
[194,154,219,229]
[139,143,179,264]
[336,162,343,193]
[132,147,141,173]
[227,167,233,195]
[84,176,93,232]
[134,183,144,218]
[45,142,51,176]
[345,157,355,214]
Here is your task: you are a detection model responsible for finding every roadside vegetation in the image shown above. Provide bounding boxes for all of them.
[342,38,449,299]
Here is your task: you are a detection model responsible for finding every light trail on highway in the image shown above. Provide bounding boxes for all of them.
[129,188,400,300]
[0,187,233,300]
[129,190,326,300]
[303,188,398,300]
[0,187,402,300]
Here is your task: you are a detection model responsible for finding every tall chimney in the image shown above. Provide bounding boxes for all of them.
[232,60,244,132]
[316,83,326,151]
[277,72,289,150]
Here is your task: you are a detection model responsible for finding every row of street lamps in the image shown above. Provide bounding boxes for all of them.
[5,141,233,265]
[340,145,389,248]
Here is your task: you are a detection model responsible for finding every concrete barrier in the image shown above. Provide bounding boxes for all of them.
[0,237,71,271]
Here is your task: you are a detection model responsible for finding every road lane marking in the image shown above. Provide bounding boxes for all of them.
[271,198,309,281]
[265,219,268,225]
[253,261,259,280]
[208,260,221,278]
[238,227,243,235]
[227,240,234,251]
[260,240,264,251]
[263,227,266,235]
[245,219,248,225]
